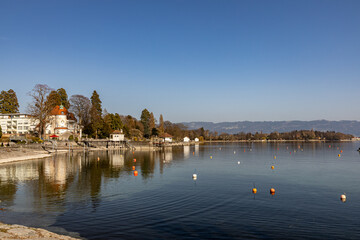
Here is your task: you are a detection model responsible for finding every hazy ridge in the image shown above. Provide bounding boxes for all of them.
[181,120,360,136]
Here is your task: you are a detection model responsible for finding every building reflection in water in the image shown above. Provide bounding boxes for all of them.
[184,146,190,159]
[0,148,186,214]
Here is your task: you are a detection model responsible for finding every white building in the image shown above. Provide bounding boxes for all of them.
[194,137,199,142]
[45,105,78,136]
[0,113,36,135]
[183,136,190,142]
[110,130,125,141]
[0,105,79,138]
[160,133,173,143]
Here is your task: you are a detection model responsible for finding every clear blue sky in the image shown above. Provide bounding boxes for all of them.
[1,0,359,122]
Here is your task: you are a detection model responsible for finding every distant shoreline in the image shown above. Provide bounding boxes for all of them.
[204,139,360,143]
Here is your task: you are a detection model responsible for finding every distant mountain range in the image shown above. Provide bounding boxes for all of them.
[181,120,360,136]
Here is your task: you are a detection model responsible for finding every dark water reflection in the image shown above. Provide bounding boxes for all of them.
[0,142,360,239]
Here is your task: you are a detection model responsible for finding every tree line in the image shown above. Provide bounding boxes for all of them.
[0,85,355,141]
[0,84,208,140]
[204,130,354,141]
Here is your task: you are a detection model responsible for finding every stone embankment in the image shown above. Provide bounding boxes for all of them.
[0,222,80,239]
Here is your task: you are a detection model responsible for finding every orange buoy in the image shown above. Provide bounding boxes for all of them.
[340,150,343,153]
[252,188,257,194]
[97,157,100,161]
[193,152,195,155]
[340,194,346,202]
[271,166,275,170]
[134,158,136,162]
[244,149,246,152]
[270,188,275,195]
[132,166,135,170]
[338,154,341,157]
[132,151,135,154]
[134,171,138,176]
[274,156,276,159]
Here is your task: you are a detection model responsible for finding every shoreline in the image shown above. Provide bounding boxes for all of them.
[0,139,358,165]
[0,222,81,239]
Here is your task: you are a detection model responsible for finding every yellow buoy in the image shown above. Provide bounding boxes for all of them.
[338,154,341,157]
[210,156,212,159]
[274,156,276,159]
[271,166,275,170]
[252,188,257,194]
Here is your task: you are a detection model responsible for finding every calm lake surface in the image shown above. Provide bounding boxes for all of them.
[1,142,360,239]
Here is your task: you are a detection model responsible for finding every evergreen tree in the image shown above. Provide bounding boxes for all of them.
[159,114,164,133]
[90,90,103,138]
[57,88,70,109]
[150,112,155,130]
[140,108,151,138]
[0,89,20,113]
[46,90,61,109]
[0,125,2,138]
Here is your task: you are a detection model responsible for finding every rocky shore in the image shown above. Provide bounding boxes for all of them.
[0,222,80,239]
[0,147,52,164]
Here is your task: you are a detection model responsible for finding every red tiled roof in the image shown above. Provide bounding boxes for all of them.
[159,133,172,138]
[112,130,123,134]
[50,105,68,116]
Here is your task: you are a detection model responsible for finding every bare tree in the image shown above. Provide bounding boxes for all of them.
[69,94,91,127]
[27,84,53,139]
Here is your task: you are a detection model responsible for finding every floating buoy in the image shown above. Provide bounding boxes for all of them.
[210,156,212,159]
[132,166,135,170]
[134,158,136,162]
[234,151,236,154]
[192,173,197,180]
[274,156,276,159]
[340,150,343,153]
[97,157,100,161]
[134,171,138,176]
[338,154,341,157]
[193,152,195,155]
[270,188,275,195]
[132,151,135,154]
[290,152,291,154]
[329,145,331,148]
[252,188,257,194]
[340,194,346,202]
[271,166,274,170]
[237,161,240,165]
[244,149,246,152]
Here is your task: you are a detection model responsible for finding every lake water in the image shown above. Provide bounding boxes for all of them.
[1,142,360,239]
